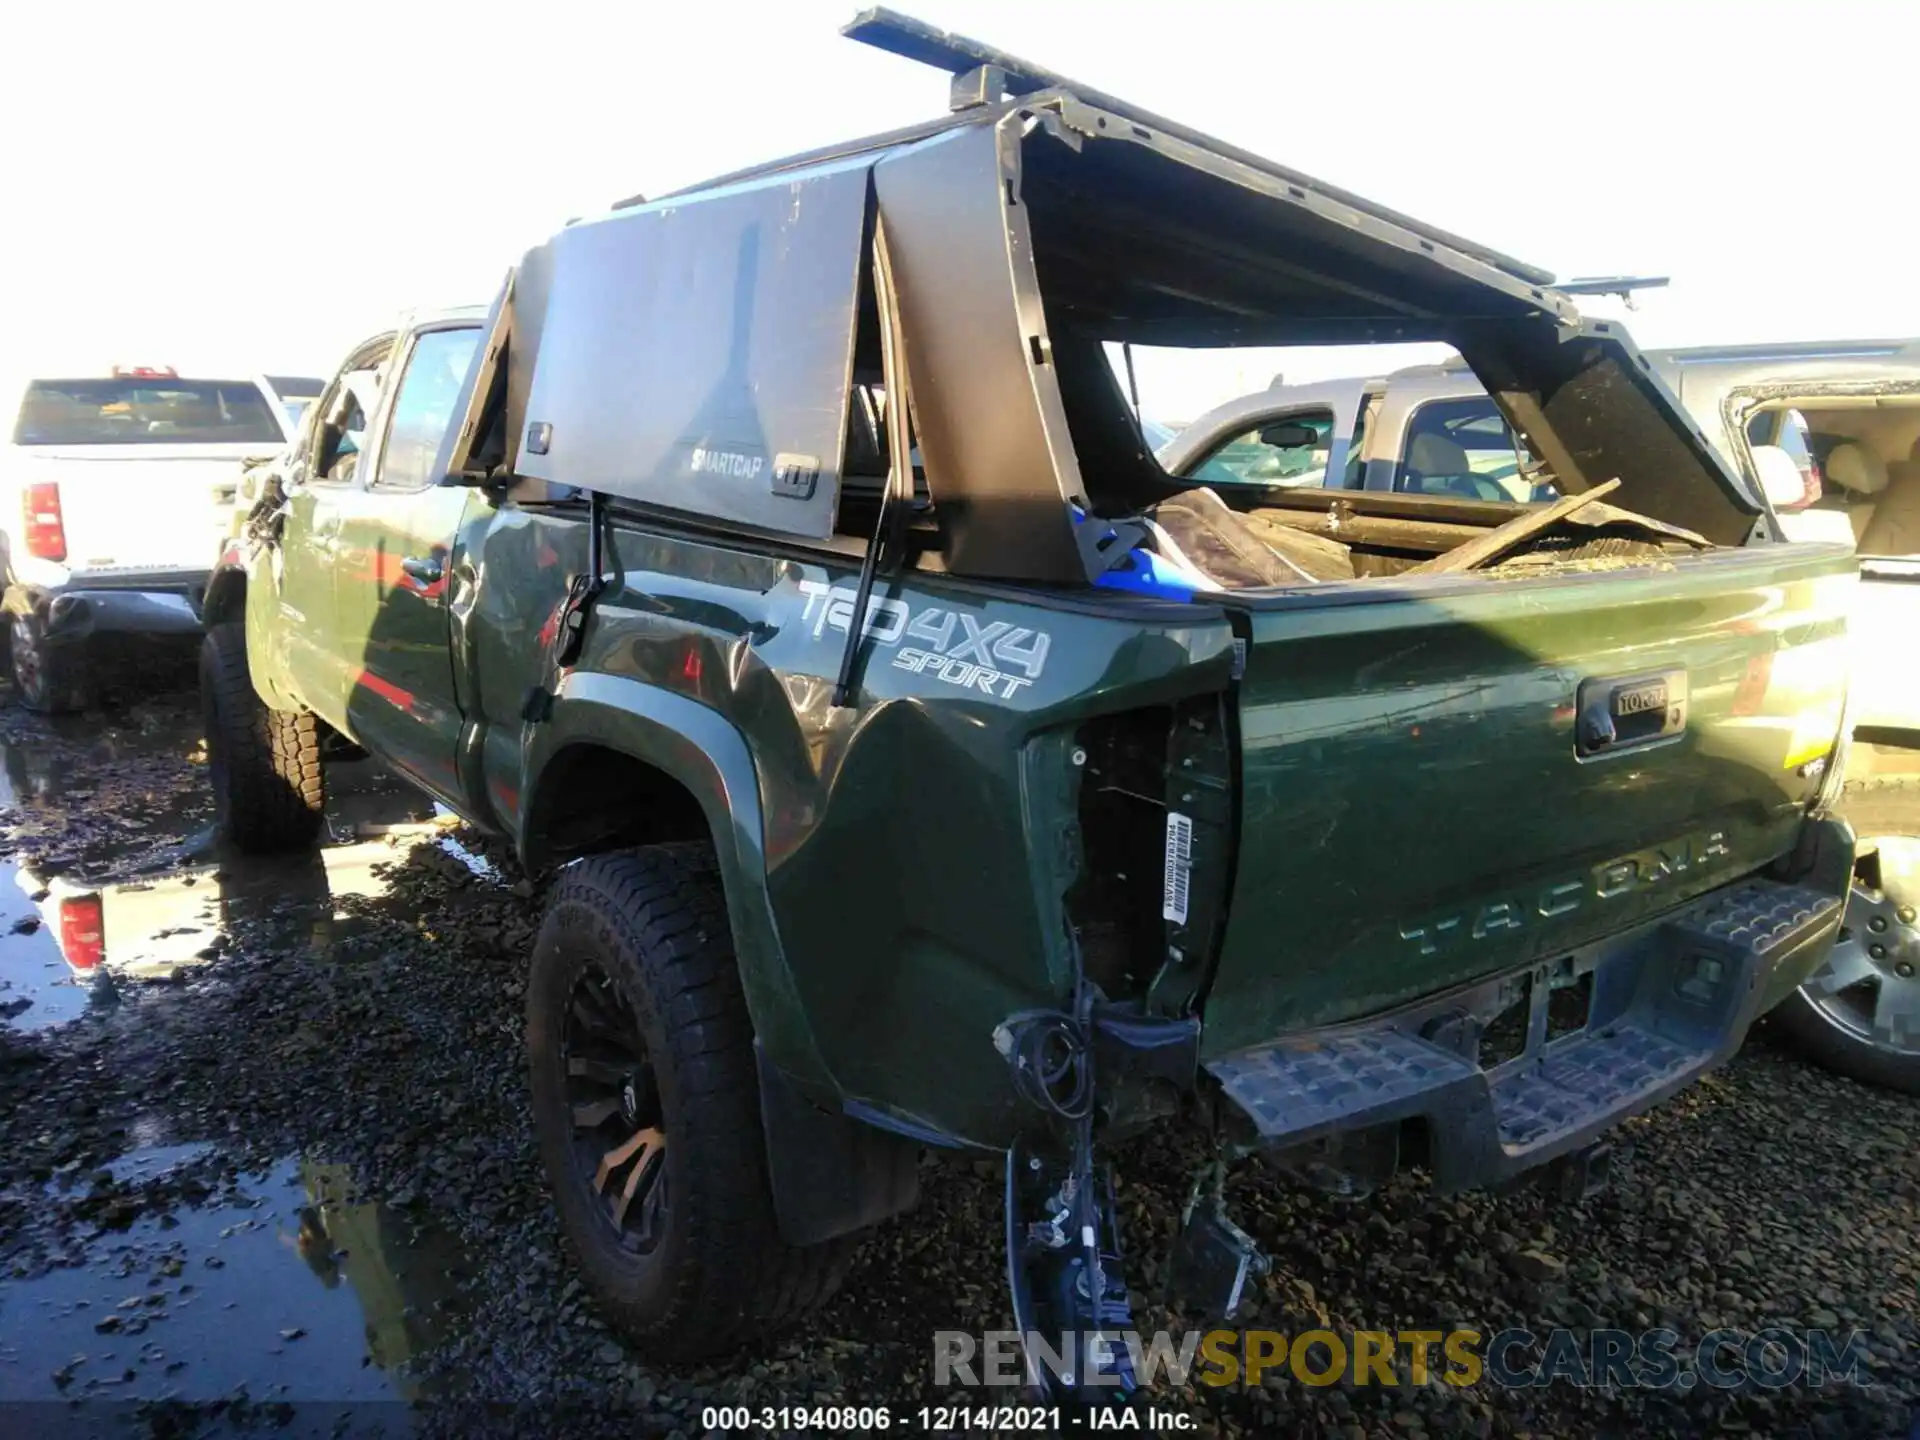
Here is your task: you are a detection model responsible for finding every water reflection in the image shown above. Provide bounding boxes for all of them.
[0,701,203,812]
[0,757,447,1031]
[0,710,488,1418]
[290,1160,462,1385]
[2,1148,470,1408]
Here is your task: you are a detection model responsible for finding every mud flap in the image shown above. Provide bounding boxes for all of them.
[756,1047,920,1247]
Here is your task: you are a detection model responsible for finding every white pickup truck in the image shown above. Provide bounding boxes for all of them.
[3,366,293,710]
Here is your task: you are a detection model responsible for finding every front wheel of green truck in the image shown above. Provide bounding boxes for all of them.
[1775,780,1920,1095]
[526,845,853,1359]
[199,622,326,853]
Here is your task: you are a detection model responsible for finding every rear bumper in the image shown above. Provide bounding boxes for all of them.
[1208,821,1854,1193]
[25,572,210,643]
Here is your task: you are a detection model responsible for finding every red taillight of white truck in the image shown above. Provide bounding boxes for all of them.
[59,894,104,971]
[22,482,67,562]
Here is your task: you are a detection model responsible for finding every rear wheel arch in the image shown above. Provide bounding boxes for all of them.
[521,740,713,871]
[9,608,86,713]
[525,845,860,1357]
[523,723,915,1249]
[520,677,832,1094]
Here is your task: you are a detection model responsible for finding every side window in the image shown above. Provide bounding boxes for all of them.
[1186,409,1335,489]
[310,367,383,486]
[370,328,482,494]
[1394,397,1547,503]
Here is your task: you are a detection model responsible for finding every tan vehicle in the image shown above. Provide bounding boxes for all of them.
[1165,339,1920,1092]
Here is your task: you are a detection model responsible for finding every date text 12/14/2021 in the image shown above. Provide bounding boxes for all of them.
[700,1404,1195,1431]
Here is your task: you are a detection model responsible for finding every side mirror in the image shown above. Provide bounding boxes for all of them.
[1750,445,1810,511]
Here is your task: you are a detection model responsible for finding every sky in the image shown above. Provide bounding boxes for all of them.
[2,0,1915,423]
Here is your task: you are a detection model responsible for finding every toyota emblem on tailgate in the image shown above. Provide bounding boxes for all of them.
[1575,670,1689,757]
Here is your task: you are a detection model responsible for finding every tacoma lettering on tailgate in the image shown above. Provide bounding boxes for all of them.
[1399,830,1732,957]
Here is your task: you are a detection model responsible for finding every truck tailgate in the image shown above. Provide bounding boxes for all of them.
[15,445,258,574]
[1200,544,1856,1058]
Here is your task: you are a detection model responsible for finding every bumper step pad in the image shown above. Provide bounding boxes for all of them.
[1490,1026,1692,1149]
[1210,1029,1478,1142]
[1209,878,1841,1190]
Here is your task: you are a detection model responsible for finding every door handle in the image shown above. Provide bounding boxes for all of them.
[401,555,444,585]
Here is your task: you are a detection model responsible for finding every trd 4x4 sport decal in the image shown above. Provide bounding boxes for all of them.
[797,579,1051,700]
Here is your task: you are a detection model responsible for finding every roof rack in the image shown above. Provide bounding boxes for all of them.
[626,9,1557,290]
[840,8,1556,288]
[1660,340,1920,365]
[1555,275,1670,306]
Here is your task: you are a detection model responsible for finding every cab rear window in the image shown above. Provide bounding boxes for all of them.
[12,379,283,446]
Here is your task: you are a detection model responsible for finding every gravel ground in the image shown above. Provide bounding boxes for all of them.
[0,682,1914,1439]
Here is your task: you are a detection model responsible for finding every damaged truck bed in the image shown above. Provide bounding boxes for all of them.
[209,5,1860,1406]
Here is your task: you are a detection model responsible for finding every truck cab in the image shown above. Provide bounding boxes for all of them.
[205,309,487,807]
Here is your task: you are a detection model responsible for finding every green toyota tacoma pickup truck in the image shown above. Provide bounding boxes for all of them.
[203,9,1859,1400]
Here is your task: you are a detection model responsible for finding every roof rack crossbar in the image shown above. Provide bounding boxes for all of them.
[840,7,1558,288]
[1556,275,1671,298]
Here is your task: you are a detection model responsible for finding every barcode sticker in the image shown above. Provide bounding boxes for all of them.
[1163,811,1194,924]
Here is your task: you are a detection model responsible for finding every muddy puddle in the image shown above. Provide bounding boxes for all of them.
[0,699,500,1428]
[0,711,493,1034]
[0,692,522,1431]
[1,1145,472,1422]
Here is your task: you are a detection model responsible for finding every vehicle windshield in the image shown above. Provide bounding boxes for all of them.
[1189,413,1335,488]
[12,378,284,446]
[1140,418,1180,454]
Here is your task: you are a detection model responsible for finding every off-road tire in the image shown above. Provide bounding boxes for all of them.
[527,846,854,1360]
[1773,777,1920,1095]
[199,621,325,852]
[9,610,87,714]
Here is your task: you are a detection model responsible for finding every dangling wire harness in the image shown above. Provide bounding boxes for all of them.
[998,963,1137,1401]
